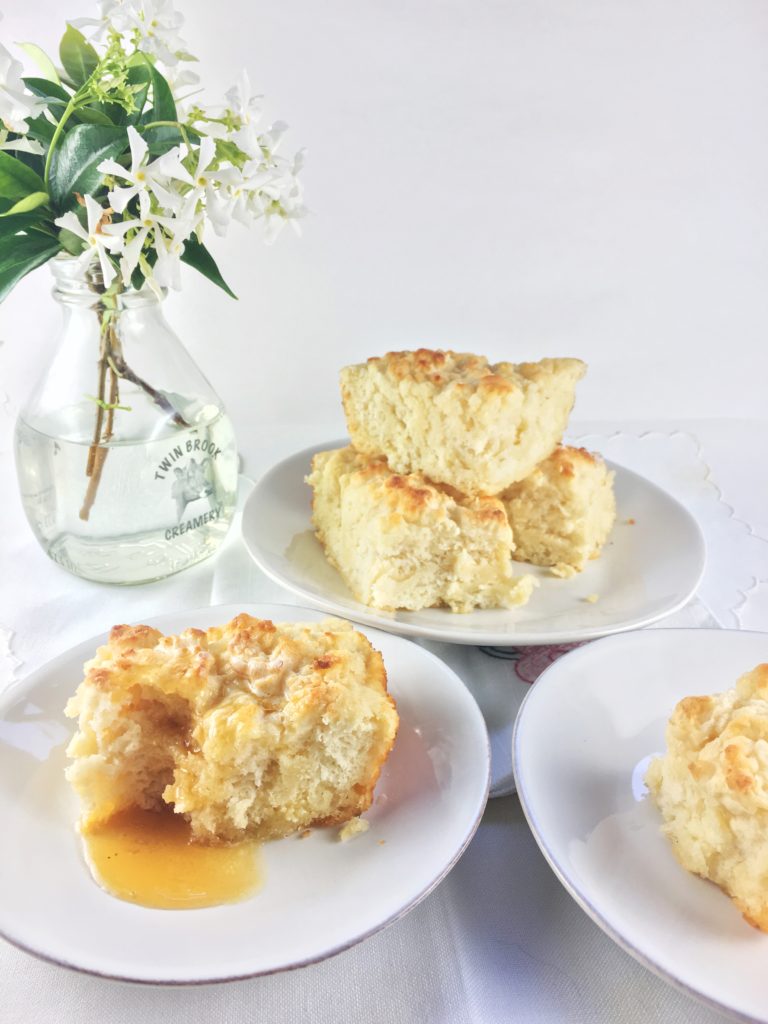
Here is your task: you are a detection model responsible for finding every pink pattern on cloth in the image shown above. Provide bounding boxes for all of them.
[514,643,584,684]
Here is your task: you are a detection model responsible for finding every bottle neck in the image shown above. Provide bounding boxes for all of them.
[50,255,165,311]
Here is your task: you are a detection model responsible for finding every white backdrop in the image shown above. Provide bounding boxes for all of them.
[1,0,767,437]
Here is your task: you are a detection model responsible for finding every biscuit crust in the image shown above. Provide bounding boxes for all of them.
[340,349,586,495]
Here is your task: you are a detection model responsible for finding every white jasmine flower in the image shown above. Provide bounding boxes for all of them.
[103,199,199,290]
[99,125,155,219]
[0,24,45,133]
[181,135,230,231]
[148,170,201,223]
[55,196,124,287]
[213,162,276,232]
[153,143,194,186]
[100,130,195,219]
[154,203,202,242]
[192,116,227,141]
[102,212,159,286]
[208,170,250,233]
[220,71,264,158]
[257,121,288,159]
[203,182,233,236]
[97,0,188,66]
[152,228,186,289]
[103,202,198,290]
[163,64,200,108]
[258,154,306,243]
[188,135,215,188]
[262,195,304,243]
[167,68,199,92]
[206,143,304,241]
[226,71,261,121]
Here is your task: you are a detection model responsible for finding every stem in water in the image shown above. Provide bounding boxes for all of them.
[79,276,189,520]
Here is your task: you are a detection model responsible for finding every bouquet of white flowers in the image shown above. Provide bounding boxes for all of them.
[0,0,304,301]
[5,2,304,581]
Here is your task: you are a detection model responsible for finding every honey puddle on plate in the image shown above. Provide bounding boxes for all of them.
[83,807,264,909]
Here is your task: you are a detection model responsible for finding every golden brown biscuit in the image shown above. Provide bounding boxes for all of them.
[65,614,399,843]
[501,446,616,573]
[646,664,768,930]
[340,349,586,495]
[307,445,535,613]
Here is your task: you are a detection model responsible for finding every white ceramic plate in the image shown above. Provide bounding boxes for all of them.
[513,627,768,1023]
[242,440,706,646]
[0,602,489,984]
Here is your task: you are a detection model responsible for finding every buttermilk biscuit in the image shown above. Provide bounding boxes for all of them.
[340,349,586,495]
[65,614,398,843]
[501,446,616,574]
[307,445,535,613]
[646,664,768,930]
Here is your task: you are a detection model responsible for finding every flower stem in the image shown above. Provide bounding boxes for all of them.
[107,350,189,427]
[79,276,190,519]
[141,120,183,130]
[80,320,122,521]
[140,119,191,147]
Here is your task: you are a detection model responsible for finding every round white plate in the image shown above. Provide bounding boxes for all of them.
[513,628,768,1023]
[0,602,489,985]
[242,440,706,646]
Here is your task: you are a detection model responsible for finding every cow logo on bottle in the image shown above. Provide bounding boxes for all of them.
[171,458,214,518]
[155,438,224,540]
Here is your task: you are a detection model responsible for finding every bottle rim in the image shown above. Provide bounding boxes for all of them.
[50,254,166,307]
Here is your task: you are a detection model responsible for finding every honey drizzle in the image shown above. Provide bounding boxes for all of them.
[82,806,263,909]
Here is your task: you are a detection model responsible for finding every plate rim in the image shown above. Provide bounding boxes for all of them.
[0,601,491,986]
[512,626,768,1024]
[242,439,707,646]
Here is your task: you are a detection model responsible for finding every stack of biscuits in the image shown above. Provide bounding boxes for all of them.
[307,349,616,613]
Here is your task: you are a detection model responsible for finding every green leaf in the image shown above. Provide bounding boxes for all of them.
[180,236,237,299]
[0,212,46,238]
[0,152,46,201]
[143,124,185,157]
[58,225,85,256]
[17,43,60,85]
[86,101,127,126]
[214,138,244,166]
[75,106,116,127]
[12,151,45,181]
[145,64,177,123]
[0,231,60,303]
[23,76,71,104]
[59,25,98,87]
[25,114,55,145]
[0,192,49,217]
[48,124,125,212]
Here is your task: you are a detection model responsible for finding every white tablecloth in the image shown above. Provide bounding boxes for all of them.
[2,418,768,1024]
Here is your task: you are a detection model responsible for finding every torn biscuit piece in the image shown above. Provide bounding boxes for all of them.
[501,446,616,574]
[65,614,399,844]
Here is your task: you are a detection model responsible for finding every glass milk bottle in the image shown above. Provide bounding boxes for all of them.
[14,255,238,584]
